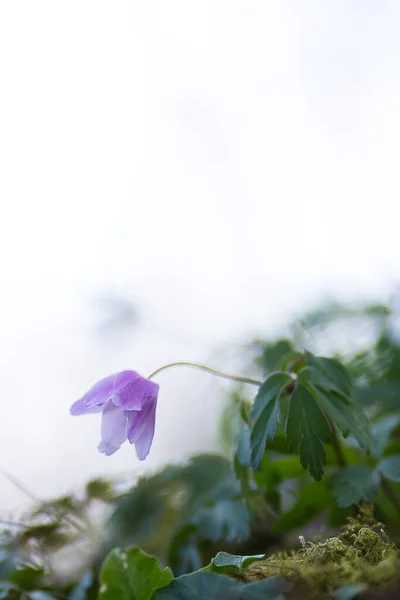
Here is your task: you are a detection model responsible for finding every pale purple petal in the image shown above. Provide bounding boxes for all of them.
[70,374,116,416]
[70,398,106,416]
[98,402,128,455]
[112,370,159,410]
[126,397,157,460]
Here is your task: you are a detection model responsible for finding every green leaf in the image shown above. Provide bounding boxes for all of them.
[317,390,370,451]
[300,366,350,401]
[305,352,353,397]
[233,426,252,494]
[193,499,250,543]
[286,384,331,480]
[99,546,173,600]
[0,582,18,600]
[254,338,296,373]
[329,466,380,507]
[86,478,115,502]
[109,454,234,548]
[167,525,201,577]
[207,552,265,573]
[378,454,400,482]
[10,565,44,591]
[154,571,290,600]
[249,372,293,469]
[253,455,307,488]
[273,480,334,533]
[234,426,252,467]
[249,372,293,421]
[371,415,400,458]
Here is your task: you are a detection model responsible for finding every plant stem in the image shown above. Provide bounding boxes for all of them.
[147,361,262,387]
[330,424,347,467]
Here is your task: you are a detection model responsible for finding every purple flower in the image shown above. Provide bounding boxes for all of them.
[70,370,159,460]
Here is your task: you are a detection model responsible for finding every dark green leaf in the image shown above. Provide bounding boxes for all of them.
[317,390,370,451]
[300,365,351,400]
[329,466,380,507]
[154,571,290,600]
[99,546,173,600]
[378,454,400,482]
[286,384,331,480]
[10,565,44,591]
[305,352,352,397]
[249,372,293,469]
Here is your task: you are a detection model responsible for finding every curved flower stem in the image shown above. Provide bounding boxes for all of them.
[148,361,262,387]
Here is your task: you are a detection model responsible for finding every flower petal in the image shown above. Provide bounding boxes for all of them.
[112,371,159,411]
[70,398,105,415]
[98,402,128,455]
[126,397,157,460]
[70,374,116,416]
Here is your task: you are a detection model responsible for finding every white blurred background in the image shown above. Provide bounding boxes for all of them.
[1,1,400,514]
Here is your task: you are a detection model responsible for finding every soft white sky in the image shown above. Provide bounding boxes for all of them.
[1,1,400,513]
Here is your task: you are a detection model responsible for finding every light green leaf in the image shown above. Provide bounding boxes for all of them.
[205,552,265,574]
[378,454,400,482]
[249,372,292,469]
[329,466,380,507]
[286,384,331,480]
[99,546,173,600]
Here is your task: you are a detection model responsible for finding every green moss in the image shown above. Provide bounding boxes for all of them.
[240,504,399,598]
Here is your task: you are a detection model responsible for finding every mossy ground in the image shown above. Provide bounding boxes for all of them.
[240,505,399,598]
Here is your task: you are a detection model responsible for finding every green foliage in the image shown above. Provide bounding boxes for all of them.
[249,372,293,469]
[205,551,265,574]
[286,383,331,481]
[153,571,290,600]
[244,507,399,598]
[330,466,381,507]
[3,298,400,598]
[99,546,172,600]
[378,455,400,482]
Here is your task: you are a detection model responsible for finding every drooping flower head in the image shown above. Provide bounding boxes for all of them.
[70,370,158,460]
